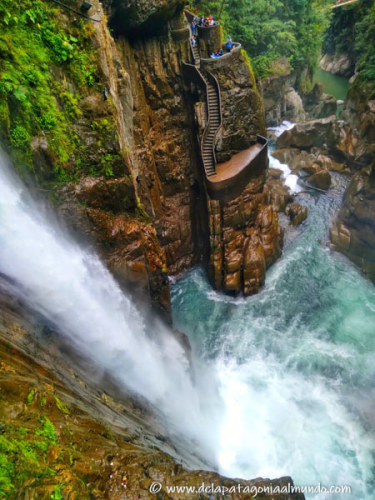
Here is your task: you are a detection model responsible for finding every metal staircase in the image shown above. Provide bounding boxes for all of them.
[188,22,221,177]
[202,81,220,176]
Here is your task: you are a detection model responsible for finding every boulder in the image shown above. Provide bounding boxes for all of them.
[285,202,308,226]
[277,116,336,149]
[306,169,331,190]
[284,87,306,123]
[268,168,283,179]
[263,179,293,212]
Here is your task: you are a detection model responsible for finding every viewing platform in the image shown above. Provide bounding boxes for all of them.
[183,10,268,204]
[207,136,268,203]
[200,42,242,69]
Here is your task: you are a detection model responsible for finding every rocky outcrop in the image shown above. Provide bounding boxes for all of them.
[331,165,375,282]
[277,116,337,149]
[284,87,306,123]
[302,83,337,119]
[210,51,266,163]
[275,114,373,171]
[208,180,283,295]
[193,50,282,296]
[257,58,299,126]
[104,0,185,36]
[341,83,375,147]
[320,52,355,78]
[0,285,305,500]
[285,202,308,227]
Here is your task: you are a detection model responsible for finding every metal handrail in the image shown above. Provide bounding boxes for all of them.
[203,70,222,168]
[200,43,242,63]
[46,0,103,22]
[186,12,222,177]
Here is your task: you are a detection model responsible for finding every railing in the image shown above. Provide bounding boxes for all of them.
[332,0,361,7]
[200,42,242,66]
[47,0,103,22]
[202,70,222,170]
[185,20,223,178]
[207,136,269,203]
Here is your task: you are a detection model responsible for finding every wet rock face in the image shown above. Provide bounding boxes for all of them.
[302,83,337,119]
[0,288,306,500]
[105,0,185,36]
[257,58,296,127]
[331,166,375,282]
[58,184,170,319]
[211,51,266,163]
[119,35,208,277]
[319,52,355,78]
[208,175,283,296]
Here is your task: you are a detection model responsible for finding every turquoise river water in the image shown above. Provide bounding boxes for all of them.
[171,173,375,499]
[313,68,351,115]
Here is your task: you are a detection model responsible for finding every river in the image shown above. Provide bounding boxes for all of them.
[313,68,351,115]
[171,134,375,499]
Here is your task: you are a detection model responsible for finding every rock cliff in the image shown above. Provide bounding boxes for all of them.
[1,0,282,306]
[331,164,375,282]
[330,83,375,280]
[319,52,355,78]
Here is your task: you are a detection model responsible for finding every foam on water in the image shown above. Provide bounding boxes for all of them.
[172,124,375,499]
[268,121,303,193]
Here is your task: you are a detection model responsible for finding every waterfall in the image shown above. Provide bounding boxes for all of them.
[0,153,222,467]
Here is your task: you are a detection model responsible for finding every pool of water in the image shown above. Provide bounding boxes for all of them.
[313,68,351,115]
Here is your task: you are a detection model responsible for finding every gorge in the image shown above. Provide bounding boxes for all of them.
[0,0,374,499]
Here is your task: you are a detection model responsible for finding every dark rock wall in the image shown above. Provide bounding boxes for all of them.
[211,51,266,163]
[331,165,375,282]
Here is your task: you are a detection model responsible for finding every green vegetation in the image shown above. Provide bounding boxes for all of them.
[0,421,57,498]
[323,0,375,88]
[190,0,332,80]
[0,0,100,181]
[26,388,35,405]
[54,396,70,415]
[0,391,91,499]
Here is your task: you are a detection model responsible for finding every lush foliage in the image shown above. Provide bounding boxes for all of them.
[323,0,375,86]
[190,0,332,79]
[0,0,100,181]
[0,420,57,498]
[0,388,91,499]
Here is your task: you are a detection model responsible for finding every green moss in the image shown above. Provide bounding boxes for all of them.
[54,396,70,415]
[0,423,57,499]
[239,49,257,88]
[35,417,57,447]
[26,388,35,406]
[0,0,101,183]
[51,484,64,500]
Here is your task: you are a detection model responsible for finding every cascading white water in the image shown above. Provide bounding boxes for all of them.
[0,153,222,467]
[172,123,375,500]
